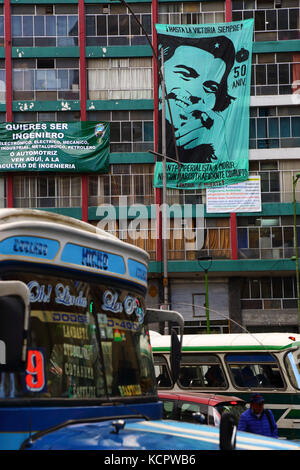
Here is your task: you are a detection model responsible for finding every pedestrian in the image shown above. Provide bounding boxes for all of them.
[238,393,278,438]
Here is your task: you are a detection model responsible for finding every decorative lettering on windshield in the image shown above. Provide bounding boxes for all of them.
[102,289,144,324]
[119,384,142,396]
[28,280,88,307]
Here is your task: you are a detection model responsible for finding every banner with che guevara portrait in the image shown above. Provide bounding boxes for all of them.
[154,19,254,190]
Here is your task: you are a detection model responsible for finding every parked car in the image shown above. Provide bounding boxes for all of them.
[158,391,246,427]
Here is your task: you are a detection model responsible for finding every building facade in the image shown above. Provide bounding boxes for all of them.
[1,0,300,333]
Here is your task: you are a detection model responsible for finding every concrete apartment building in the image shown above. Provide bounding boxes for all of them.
[0,0,299,333]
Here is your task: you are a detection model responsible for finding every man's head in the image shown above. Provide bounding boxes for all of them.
[205,365,224,386]
[158,34,236,114]
[249,393,265,415]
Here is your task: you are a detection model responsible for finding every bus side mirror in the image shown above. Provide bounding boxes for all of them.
[170,329,181,383]
[145,308,184,384]
[0,281,30,372]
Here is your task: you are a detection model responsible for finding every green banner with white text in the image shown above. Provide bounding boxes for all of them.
[154,19,254,190]
[0,121,109,173]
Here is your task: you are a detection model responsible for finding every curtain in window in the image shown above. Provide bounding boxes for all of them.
[13,176,37,208]
[87,59,152,100]
[292,53,300,94]
[204,219,230,259]
[59,176,81,207]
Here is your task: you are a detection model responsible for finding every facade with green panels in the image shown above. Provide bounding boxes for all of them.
[0,0,299,333]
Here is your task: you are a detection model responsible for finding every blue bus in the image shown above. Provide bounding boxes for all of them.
[0,208,300,451]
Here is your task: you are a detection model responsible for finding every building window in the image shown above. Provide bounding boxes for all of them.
[13,175,81,208]
[87,58,153,101]
[241,276,298,309]
[232,0,300,41]
[249,160,280,202]
[250,107,300,149]
[11,4,78,47]
[12,58,79,101]
[88,164,155,207]
[85,3,152,47]
[0,177,6,207]
[0,6,4,47]
[87,110,154,153]
[0,59,5,103]
[237,215,300,259]
[251,52,300,96]
[199,218,231,260]
[158,2,225,25]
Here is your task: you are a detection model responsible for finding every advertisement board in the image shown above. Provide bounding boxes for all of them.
[0,121,109,173]
[206,175,261,213]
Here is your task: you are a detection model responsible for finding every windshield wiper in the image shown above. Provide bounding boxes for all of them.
[20,413,150,449]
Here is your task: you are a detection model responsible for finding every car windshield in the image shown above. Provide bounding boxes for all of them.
[0,270,157,400]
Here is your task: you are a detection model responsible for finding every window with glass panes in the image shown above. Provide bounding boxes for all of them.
[12,58,79,101]
[88,110,154,153]
[13,175,82,208]
[241,276,298,309]
[232,0,300,41]
[251,52,300,96]
[158,2,225,25]
[250,107,300,149]
[88,164,155,207]
[0,59,5,102]
[12,111,81,123]
[249,160,280,202]
[195,218,231,260]
[237,215,300,259]
[0,175,6,208]
[11,4,78,47]
[0,6,3,47]
[87,57,153,101]
[85,3,152,47]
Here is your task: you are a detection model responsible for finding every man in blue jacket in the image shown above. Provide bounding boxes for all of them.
[238,393,278,438]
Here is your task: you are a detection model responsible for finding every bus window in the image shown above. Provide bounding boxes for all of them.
[226,353,285,389]
[178,355,226,389]
[285,351,300,389]
[154,355,172,388]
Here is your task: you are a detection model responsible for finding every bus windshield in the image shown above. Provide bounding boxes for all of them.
[0,270,156,400]
[285,350,300,390]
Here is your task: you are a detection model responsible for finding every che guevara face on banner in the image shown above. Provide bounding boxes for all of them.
[159,34,236,164]
[155,20,253,189]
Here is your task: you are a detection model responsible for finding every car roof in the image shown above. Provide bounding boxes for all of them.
[158,391,245,406]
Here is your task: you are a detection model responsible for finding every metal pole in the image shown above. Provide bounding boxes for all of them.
[161,50,168,308]
[293,175,300,332]
[204,269,210,334]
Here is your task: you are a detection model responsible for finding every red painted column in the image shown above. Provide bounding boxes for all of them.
[225,0,238,260]
[4,0,13,208]
[225,0,232,22]
[78,0,86,121]
[152,0,162,262]
[78,0,88,222]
